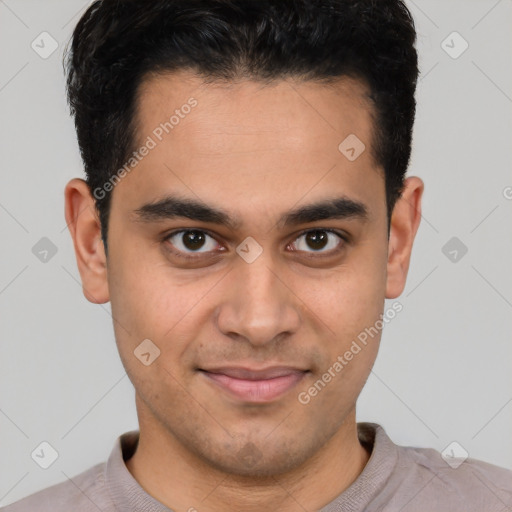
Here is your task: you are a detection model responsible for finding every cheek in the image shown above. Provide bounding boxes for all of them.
[298,247,387,384]
[108,242,183,331]
[300,254,386,340]
[295,274,385,414]
[107,248,216,373]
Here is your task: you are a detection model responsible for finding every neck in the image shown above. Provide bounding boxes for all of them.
[126,397,370,512]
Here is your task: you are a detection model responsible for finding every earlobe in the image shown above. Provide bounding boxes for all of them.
[64,178,110,304]
[385,176,424,299]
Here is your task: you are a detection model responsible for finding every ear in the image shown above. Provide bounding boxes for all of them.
[385,176,424,299]
[64,178,109,304]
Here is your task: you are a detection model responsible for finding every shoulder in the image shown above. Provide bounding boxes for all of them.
[0,462,112,512]
[393,442,512,510]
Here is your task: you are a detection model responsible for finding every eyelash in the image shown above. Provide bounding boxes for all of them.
[162,228,348,261]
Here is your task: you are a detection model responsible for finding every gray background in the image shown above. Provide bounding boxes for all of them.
[1,0,511,506]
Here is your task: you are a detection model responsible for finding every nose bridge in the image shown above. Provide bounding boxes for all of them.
[216,250,301,345]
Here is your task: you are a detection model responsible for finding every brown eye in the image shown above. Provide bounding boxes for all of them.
[291,229,345,254]
[181,231,206,250]
[165,230,219,256]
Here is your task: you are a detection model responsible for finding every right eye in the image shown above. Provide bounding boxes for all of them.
[163,229,224,259]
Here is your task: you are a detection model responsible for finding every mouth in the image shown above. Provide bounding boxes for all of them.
[198,366,309,403]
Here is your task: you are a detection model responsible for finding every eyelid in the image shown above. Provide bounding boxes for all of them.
[288,228,348,254]
[163,228,224,260]
[162,227,348,259]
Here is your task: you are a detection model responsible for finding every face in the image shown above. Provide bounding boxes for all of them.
[66,71,422,477]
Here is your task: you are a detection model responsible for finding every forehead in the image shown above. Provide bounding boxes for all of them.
[134,71,375,150]
[112,70,384,226]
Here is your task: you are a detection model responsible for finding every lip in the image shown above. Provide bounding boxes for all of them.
[199,366,308,403]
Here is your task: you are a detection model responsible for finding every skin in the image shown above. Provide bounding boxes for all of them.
[65,71,423,512]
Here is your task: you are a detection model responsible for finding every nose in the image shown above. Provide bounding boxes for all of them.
[215,251,301,347]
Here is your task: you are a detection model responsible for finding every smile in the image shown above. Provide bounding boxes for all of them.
[198,367,308,403]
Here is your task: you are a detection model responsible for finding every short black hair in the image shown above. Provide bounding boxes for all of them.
[64,0,419,255]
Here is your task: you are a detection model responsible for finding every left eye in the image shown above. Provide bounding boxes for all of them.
[290,229,345,253]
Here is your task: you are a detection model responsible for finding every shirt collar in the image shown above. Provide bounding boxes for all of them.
[320,422,399,511]
[104,422,397,511]
[105,430,172,511]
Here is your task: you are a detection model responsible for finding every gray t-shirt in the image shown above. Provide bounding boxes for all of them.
[2,422,511,511]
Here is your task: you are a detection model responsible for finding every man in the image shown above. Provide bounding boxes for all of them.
[3,0,511,511]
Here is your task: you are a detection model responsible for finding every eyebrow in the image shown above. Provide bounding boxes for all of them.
[132,194,369,230]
